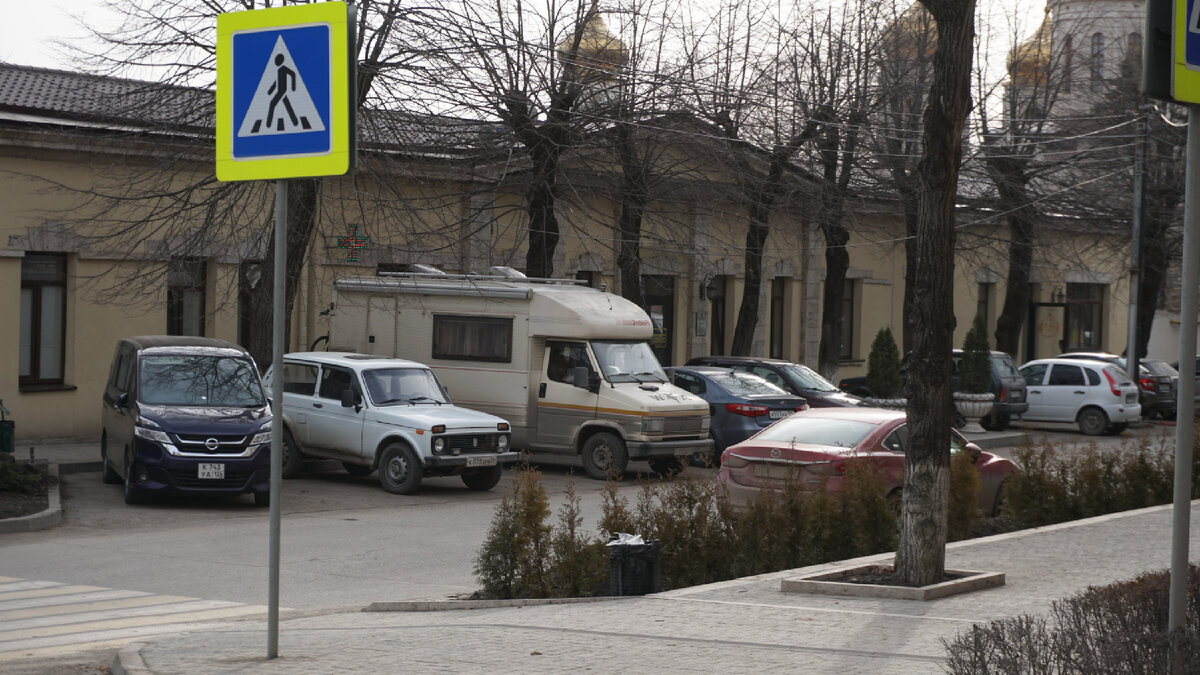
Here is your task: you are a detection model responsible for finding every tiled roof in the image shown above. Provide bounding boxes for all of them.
[0,62,212,132]
[0,62,499,153]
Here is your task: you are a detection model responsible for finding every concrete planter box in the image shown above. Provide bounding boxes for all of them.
[781,563,1005,601]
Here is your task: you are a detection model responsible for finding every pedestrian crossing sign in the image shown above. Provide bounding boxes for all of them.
[216,2,355,181]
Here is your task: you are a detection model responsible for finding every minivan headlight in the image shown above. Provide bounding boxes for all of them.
[250,431,272,446]
[134,426,172,444]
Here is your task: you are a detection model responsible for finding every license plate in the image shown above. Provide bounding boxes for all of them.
[674,447,695,457]
[465,456,496,467]
[198,463,225,479]
[769,410,790,419]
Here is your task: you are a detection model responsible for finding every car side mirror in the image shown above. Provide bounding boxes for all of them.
[118,392,129,408]
[966,442,982,464]
[340,387,360,408]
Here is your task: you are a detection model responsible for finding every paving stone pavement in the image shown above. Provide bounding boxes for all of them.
[115,501,1200,674]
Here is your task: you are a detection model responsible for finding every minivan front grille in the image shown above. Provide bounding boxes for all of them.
[172,433,251,456]
[664,416,706,436]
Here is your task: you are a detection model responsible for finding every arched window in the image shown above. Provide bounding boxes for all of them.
[1091,33,1105,92]
[1128,32,1142,65]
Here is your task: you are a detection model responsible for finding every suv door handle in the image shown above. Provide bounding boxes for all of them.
[312,402,323,409]
[1074,390,1085,395]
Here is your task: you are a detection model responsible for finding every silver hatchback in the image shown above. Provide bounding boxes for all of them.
[1019,358,1141,435]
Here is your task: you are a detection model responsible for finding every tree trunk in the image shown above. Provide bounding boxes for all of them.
[731,159,783,355]
[616,123,646,304]
[901,197,919,353]
[524,143,561,279]
[987,150,1037,357]
[817,197,850,379]
[896,0,976,588]
[731,212,770,356]
[245,178,320,369]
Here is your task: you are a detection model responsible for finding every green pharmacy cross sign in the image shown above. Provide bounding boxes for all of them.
[337,224,370,262]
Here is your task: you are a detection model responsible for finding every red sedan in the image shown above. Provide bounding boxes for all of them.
[717,408,1017,516]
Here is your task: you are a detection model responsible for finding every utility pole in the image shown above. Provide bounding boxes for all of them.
[1126,104,1147,378]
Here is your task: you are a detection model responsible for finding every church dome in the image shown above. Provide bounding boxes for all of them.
[557,2,628,81]
[1008,12,1051,86]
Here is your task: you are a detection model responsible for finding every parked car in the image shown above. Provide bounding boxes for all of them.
[665,366,808,465]
[685,356,860,408]
[716,408,1016,515]
[1019,357,1141,435]
[838,350,1027,431]
[100,336,272,506]
[263,352,519,494]
[1171,356,1200,407]
[1140,359,1180,419]
[1056,352,1175,419]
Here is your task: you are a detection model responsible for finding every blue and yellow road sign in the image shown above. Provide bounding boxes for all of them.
[1174,0,1200,102]
[216,2,355,181]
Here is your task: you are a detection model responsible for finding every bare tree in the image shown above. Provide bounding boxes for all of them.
[895,0,975,587]
[53,0,436,365]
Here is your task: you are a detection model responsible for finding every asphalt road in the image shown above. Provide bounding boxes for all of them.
[3,456,680,609]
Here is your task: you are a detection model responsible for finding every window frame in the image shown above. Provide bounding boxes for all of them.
[167,257,207,337]
[432,314,513,363]
[19,252,68,388]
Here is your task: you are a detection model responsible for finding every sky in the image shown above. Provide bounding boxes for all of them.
[3,0,1042,76]
[1,0,105,70]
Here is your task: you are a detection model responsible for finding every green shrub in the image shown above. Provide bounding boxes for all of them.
[473,467,552,598]
[548,480,607,597]
[1000,432,1200,531]
[947,450,982,541]
[866,327,903,398]
[957,312,991,394]
[0,457,42,494]
[944,566,1200,673]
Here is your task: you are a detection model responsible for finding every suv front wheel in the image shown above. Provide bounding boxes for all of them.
[378,443,422,494]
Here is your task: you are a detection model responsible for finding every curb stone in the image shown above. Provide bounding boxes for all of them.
[0,462,62,533]
[113,643,150,675]
[364,596,623,612]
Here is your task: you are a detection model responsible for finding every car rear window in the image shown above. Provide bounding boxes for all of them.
[991,354,1020,377]
[780,364,841,392]
[710,372,787,396]
[1103,365,1133,386]
[751,416,876,448]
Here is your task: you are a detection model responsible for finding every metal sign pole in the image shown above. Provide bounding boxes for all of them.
[1169,105,1200,674]
[268,179,286,659]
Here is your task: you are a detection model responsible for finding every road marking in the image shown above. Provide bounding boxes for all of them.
[0,579,270,663]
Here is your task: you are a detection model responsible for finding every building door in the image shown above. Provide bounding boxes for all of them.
[642,275,675,366]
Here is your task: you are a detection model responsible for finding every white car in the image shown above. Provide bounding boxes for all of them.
[1018,357,1141,436]
[264,352,518,494]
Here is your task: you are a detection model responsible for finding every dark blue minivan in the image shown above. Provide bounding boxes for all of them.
[100,336,272,505]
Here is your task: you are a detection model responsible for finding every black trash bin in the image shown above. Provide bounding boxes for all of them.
[0,399,12,455]
[608,537,661,596]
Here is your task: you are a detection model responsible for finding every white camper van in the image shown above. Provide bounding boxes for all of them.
[325,271,712,479]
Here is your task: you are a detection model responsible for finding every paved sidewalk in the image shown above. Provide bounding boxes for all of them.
[112,501,1200,674]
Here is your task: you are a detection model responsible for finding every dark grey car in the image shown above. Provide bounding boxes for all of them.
[665,366,808,466]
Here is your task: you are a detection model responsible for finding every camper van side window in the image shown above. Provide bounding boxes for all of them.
[432,315,513,362]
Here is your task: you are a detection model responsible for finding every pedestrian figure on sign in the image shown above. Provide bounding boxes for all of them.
[265,54,299,132]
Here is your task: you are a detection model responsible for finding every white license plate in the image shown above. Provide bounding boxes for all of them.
[769,410,790,419]
[466,456,497,467]
[198,463,225,479]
